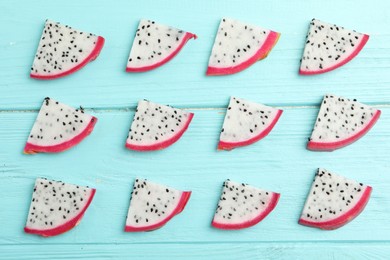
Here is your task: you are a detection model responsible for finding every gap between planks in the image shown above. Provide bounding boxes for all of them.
[1,240,390,246]
[1,103,390,114]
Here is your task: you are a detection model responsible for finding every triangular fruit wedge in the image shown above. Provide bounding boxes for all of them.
[299,19,369,75]
[24,97,97,154]
[299,168,372,230]
[126,19,197,72]
[207,18,280,75]
[125,100,194,151]
[212,180,280,230]
[125,179,191,232]
[30,19,105,79]
[24,178,96,237]
[307,94,380,151]
[218,97,282,150]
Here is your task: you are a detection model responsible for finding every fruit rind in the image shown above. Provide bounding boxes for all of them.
[24,116,97,154]
[218,109,282,151]
[30,36,105,80]
[126,33,197,72]
[300,34,369,75]
[24,189,96,237]
[212,193,280,230]
[308,109,380,151]
[124,191,191,232]
[207,31,280,76]
[299,186,372,230]
[126,112,194,151]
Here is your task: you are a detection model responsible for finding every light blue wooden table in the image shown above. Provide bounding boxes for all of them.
[1,0,390,259]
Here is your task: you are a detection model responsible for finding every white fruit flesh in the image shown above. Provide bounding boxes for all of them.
[25,178,94,231]
[127,19,189,69]
[31,20,100,76]
[300,168,368,223]
[309,94,378,143]
[126,100,192,147]
[213,180,277,226]
[220,97,280,143]
[208,18,271,68]
[27,98,94,147]
[300,19,367,72]
[126,179,183,228]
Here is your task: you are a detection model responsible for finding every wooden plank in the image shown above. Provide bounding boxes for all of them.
[1,242,390,259]
[0,108,389,244]
[1,0,390,258]
[0,0,389,110]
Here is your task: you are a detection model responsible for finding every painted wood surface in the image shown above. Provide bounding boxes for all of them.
[0,0,389,259]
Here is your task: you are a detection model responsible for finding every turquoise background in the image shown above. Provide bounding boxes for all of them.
[1,0,390,259]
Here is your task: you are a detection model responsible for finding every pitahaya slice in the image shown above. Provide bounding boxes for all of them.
[24,178,96,237]
[125,179,191,232]
[218,97,282,150]
[207,18,280,75]
[125,100,194,151]
[308,94,381,151]
[126,19,196,72]
[212,180,280,230]
[30,20,105,79]
[299,19,369,75]
[299,168,372,230]
[24,97,97,154]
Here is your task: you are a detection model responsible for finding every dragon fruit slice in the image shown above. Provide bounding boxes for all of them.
[218,97,282,150]
[30,20,105,79]
[24,97,97,154]
[126,19,196,72]
[300,19,369,75]
[24,178,96,237]
[125,179,191,232]
[212,180,280,230]
[308,94,381,151]
[207,18,280,75]
[299,168,372,230]
[125,100,194,151]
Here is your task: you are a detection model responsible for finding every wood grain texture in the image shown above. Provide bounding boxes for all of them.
[1,243,390,259]
[0,0,390,110]
[0,109,389,245]
[1,0,390,258]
